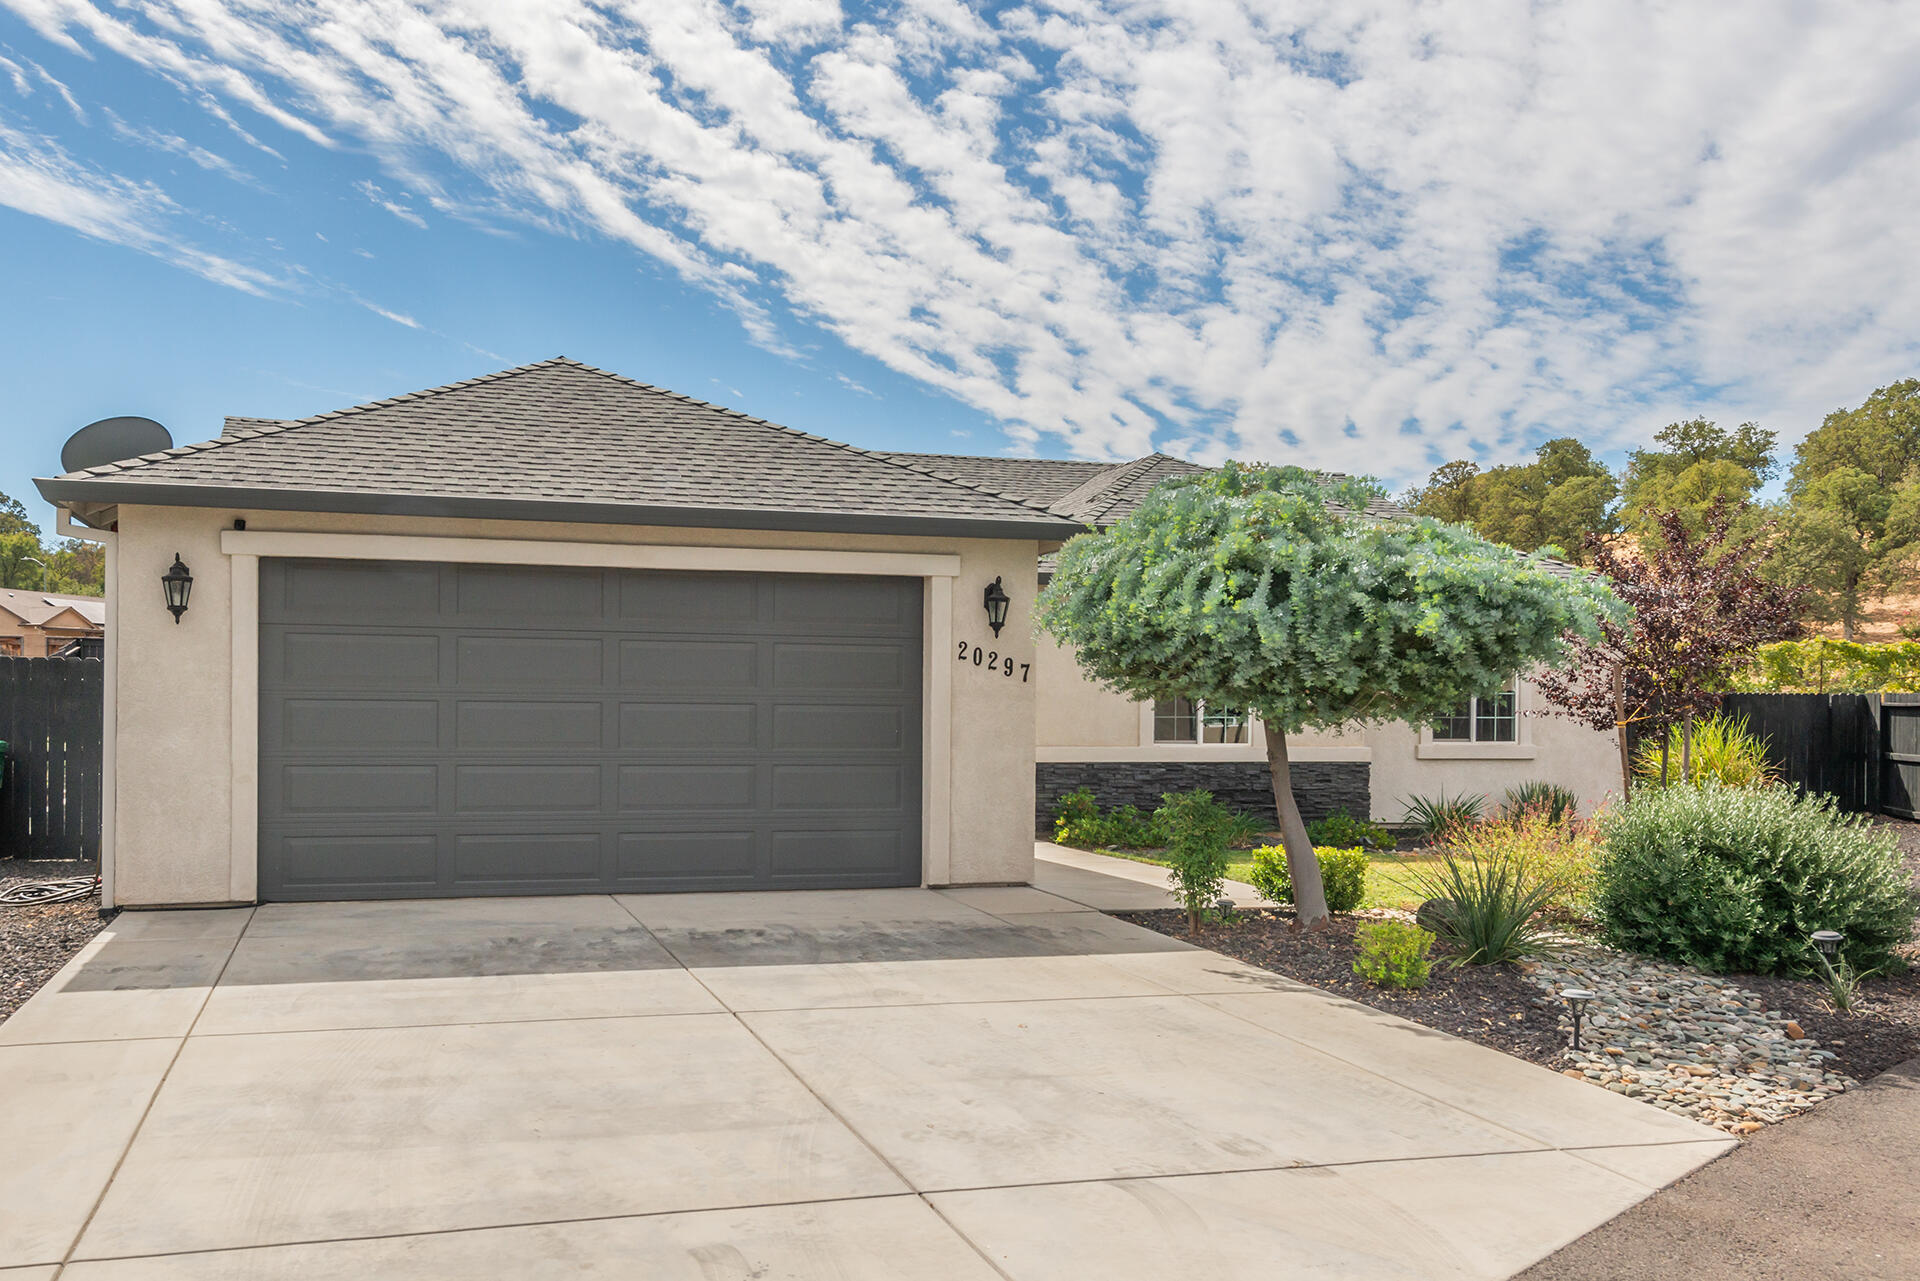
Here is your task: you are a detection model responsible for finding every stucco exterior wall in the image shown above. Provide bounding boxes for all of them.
[1033,635,1622,823]
[1360,677,1623,821]
[108,503,1040,906]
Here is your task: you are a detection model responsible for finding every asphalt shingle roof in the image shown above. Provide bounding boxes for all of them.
[38,359,1084,539]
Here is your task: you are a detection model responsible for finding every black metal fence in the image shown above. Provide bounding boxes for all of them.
[1721,692,1920,818]
[0,657,104,860]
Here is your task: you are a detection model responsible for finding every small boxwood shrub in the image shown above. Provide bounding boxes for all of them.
[1250,844,1369,913]
[1353,921,1435,989]
[1593,782,1916,975]
[1307,809,1395,851]
[1052,789,1167,848]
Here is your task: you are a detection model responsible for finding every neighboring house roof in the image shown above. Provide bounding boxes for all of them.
[0,590,106,628]
[37,358,1085,541]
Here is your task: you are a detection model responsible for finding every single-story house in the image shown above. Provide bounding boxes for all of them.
[0,589,106,657]
[38,358,1079,909]
[882,452,1622,830]
[38,357,1619,910]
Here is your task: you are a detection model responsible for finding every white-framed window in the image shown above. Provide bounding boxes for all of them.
[1431,684,1518,743]
[1153,697,1250,744]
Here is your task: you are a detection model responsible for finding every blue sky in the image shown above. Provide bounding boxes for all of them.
[3,1,1918,534]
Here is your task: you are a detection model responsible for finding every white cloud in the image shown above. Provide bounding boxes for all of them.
[4,0,1918,478]
[350,294,421,328]
[0,117,279,294]
[353,178,427,228]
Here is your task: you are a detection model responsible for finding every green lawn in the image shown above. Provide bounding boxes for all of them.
[1088,846,1445,911]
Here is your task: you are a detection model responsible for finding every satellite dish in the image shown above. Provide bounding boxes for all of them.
[61,416,173,474]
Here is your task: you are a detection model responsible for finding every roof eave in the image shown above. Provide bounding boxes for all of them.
[34,478,1088,542]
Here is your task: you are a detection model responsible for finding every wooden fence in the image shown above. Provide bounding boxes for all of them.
[0,657,104,860]
[1720,692,1920,819]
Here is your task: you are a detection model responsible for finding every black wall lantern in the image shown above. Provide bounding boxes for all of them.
[983,575,1011,637]
[161,553,193,623]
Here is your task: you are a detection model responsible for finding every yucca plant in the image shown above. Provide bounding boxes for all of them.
[1400,790,1486,838]
[1412,850,1563,965]
[1631,713,1778,787]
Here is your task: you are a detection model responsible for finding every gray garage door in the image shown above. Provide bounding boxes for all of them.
[258,559,923,900]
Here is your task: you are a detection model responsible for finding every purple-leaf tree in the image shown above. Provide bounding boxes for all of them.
[1536,501,1804,789]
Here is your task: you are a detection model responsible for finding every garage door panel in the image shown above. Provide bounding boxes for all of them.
[618,764,758,810]
[456,564,603,618]
[274,561,442,623]
[618,639,758,687]
[773,643,910,690]
[275,631,441,686]
[270,699,440,750]
[618,703,757,750]
[617,831,758,882]
[770,830,915,881]
[453,833,604,884]
[278,764,440,815]
[772,763,908,810]
[259,561,921,900]
[455,764,603,812]
[275,834,440,888]
[771,577,918,628]
[772,704,906,750]
[456,701,604,748]
[458,636,603,686]
[619,572,758,624]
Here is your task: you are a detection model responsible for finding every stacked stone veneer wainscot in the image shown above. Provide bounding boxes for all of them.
[1035,762,1369,831]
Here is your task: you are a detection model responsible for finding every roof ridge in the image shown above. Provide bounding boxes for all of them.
[71,357,581,479]
[866,453,1087,523]
[1056,455,1164,523]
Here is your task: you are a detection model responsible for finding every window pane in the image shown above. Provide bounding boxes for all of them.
[1475,690,1518,743]
[1154,697,1198,742]
[1431,701,1473,740]
[1202,705,1248,743]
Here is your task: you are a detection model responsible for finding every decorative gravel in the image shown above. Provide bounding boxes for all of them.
[0,861,109,1025]
[1523,948,1854,1136]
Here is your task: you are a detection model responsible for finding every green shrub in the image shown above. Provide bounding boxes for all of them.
[1052,788,1101,844]
[1307,809,1395,851]
[1631,714,1777,788]
[1052,789,1166,848]
[1500,781,1580,826]
[1401,790,1485,837]
[1155,790,1234,933]
[1442,809,1599,919]
[1353,921,1435,989]
[1733,638,1920,693]
[1249,844,1369,913]
[1593,782,1916,975]
[1412,850,1563,964]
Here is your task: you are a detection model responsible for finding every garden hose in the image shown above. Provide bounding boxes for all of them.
[0,876,100,906]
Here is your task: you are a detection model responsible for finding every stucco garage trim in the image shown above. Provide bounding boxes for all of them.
[220,529,961,903]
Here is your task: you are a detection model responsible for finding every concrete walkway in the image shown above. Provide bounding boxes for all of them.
[2,867,1730,1279]
[1033,840,1269,910]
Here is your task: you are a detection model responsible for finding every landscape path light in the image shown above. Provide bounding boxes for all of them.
[1561,987,1596,1051]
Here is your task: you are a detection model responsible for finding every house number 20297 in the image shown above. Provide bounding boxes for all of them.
[957,642,1029,682]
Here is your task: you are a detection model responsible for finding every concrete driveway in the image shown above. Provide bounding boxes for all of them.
[2,871,1732,1280]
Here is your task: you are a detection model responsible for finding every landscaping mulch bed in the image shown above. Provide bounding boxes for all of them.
[1119,907,1573,1067]
[0,860,110,1025]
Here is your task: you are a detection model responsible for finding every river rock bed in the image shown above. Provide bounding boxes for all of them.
[1523,947,1853,1135]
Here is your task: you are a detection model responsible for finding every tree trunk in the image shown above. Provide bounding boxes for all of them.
[1265,727,1330,929]
[1681,714,1693,783]
[1659,735,1670,786]
[1613,666,1632,797]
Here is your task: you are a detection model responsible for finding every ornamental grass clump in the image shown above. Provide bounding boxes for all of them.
[1154,789,1234,934]
[1593,782,1915,975]
[1400,790,1486,839]
[1250,844,1369,914]
[1630,713,1778,788]
[1353,921,1435,989]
